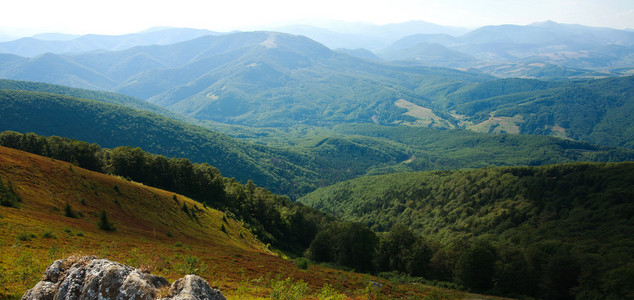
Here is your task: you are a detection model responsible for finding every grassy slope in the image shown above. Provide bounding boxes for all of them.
[0,146,503,299]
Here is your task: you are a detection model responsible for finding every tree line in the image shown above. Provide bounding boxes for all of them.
[3,130,632,298]
[0,131,327,252]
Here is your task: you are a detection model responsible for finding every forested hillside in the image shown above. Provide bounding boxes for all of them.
[3,86,634,199]
[299,162,634,298]
[419,76,634,148]
[0,79,187,121]
[0,89,321,197]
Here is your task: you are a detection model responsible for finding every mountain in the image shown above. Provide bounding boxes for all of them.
[0,88,323,198]
[0,52,117,90]
[270,20,470,50]
[1,145,463,299]
[335,48,381,61]
[0,31,492,127]
[2,30,634,148]
[383,21,634,77]
[3,81,634,200]
[298,162,634,298]
[422,76,634,148]
[0,27,219,57]
[377,42,479,67]
[0,79,187,121]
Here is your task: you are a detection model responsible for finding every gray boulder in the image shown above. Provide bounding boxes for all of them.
[22,256,226,300]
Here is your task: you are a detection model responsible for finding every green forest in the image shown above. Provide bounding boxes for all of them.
[300,163,634,298]
[2,84,634,200]
[2,130,633,299]
[1,25,634,300]
[1,73,634,299]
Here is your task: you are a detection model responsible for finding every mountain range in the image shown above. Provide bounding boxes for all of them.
[0,27,219,57]
[3,20,633,79]
[2,19,634,299]
[1,27,634,148]
[2,80,633,199]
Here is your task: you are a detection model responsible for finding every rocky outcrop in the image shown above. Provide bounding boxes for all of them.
[22,256,226,300]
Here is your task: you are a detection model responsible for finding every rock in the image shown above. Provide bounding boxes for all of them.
[22,256,226,300]
[161,275,225,300]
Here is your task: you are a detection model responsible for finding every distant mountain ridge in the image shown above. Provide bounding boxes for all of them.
[378,21,634,77]
[0,27,220,57]
[0,31,493,127]
[270,20,470,50]
[1,28,634,148]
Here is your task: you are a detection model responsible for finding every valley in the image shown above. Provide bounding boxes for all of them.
[1,19,634,299]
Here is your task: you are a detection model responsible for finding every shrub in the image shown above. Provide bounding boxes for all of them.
[14,251,39,287]
[0,178,21,208]
[176,255,208,276]
[64,203,78,218]
[16,232,36,241]
[97,210,116,231]
[295,257,309,270]
[270,277,310,300]
[41,231,56,239]
[317,283,346,300]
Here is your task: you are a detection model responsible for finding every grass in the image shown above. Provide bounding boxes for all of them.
[0,146,505,299]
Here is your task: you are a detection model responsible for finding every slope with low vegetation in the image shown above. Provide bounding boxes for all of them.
[0,146,505,299]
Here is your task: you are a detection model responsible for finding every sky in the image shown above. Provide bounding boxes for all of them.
[1,0,633,37]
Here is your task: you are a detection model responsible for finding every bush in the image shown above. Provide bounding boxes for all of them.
[316,283,346,300]
[97,210,116,231]
[0,178,21,208]
[176,255,208,276]
[16,232,36,241]
[64,203,78,218]
[295,257,309,270]
[270,277,310,300]
[41,231,56,239]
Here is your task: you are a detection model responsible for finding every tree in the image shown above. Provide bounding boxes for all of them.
[335,222,378,273]
[307,230,335,263]
[0,178,21,208]
[97,210,116,231]
[377,224,416,273]
[455,241,497,291]
[64,202,78,218]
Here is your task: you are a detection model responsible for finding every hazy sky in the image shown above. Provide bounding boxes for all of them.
[2,0,633,36]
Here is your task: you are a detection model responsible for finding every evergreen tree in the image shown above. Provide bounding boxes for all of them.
[97,210,116,231]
